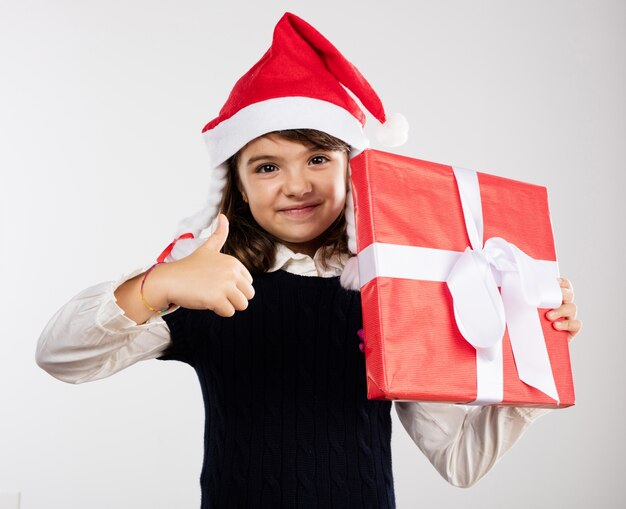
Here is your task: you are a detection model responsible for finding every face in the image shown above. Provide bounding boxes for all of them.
[236,134,349,257]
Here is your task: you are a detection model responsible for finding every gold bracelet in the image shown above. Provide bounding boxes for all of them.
[140,262,174,313]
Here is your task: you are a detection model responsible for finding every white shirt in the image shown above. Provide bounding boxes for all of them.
[36,244,550,487]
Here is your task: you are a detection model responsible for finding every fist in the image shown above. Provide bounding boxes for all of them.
[164,214,255,317]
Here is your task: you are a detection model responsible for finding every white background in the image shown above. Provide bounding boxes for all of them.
[1,0,624,507]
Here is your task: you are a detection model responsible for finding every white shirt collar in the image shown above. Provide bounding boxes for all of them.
[268,243,349,277]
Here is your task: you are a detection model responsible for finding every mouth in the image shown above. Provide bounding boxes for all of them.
[278,202,321,217]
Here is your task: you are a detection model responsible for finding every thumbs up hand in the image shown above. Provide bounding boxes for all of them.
[162,214,255,317]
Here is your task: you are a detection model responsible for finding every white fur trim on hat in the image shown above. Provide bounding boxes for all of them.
[345,165,357,254]
[340,256,360,290]
[165,161,228,262]
[203,96,370,169]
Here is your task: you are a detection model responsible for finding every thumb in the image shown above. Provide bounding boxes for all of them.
[203,214,229,252]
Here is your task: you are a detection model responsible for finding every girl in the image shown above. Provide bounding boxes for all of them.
[36,12,581,509]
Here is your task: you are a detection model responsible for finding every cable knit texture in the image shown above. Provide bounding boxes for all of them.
[159,270,395,509]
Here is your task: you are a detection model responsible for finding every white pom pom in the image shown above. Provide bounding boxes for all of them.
[173,162,229,238]
[199,215,220,239]
[340,256,361,291]
[375,112,409,147]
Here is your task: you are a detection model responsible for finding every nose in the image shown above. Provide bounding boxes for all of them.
[282,168,312,197]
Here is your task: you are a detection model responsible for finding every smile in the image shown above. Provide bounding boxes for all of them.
[279,203,321,218]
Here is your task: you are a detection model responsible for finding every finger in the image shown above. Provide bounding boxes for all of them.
[237,278,255,300]
[546,303,577,321]
[212,299,236,318]
[203,214,230,252]
[239,264,253,284]
[552,318,583,335]
[561,286,575,304]
[227,287,250,312]
[558,277,573,290]
[568,319,583,342]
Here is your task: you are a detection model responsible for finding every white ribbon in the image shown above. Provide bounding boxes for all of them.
[357,166,562,405]
[447,166,562,404]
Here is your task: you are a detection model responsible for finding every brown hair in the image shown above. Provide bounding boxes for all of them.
[220,129,352,275]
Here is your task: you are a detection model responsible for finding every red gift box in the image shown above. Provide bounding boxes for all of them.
[351,149,575,407]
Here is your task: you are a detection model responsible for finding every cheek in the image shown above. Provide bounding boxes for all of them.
[333,187,347,208]
[244,182,276,220]
[329,172,348,204]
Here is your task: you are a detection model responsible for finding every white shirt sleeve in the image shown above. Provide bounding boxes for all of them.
[36,266,175,384]
[394,401,551,487]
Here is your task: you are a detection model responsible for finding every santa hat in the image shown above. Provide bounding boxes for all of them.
[164,12,408,290]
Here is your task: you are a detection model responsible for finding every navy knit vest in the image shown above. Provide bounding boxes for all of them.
[160,270,395,509]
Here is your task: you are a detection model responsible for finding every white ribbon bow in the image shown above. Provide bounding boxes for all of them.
[446,167,562,404]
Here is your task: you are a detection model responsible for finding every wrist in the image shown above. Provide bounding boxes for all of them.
[141,262,175,313]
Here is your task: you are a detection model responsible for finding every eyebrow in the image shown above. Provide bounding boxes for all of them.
[245,154,284,166]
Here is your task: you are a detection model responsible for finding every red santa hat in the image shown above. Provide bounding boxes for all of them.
[167,12,409,289]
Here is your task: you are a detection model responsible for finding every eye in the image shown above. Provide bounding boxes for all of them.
[255,163,278,174]
[309,155,330,165]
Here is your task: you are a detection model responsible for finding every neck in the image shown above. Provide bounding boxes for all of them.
[281,240,321,258]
